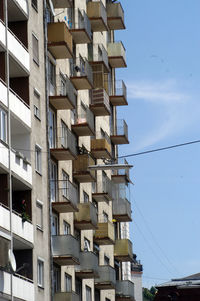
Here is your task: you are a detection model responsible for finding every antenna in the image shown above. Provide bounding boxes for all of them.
[8,249,16,273]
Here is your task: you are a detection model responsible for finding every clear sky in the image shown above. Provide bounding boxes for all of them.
[115,0,200,288]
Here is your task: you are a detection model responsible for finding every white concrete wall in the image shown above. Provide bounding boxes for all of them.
[132,273,143,301]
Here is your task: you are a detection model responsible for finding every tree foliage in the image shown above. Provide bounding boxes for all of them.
[143,287,157,301]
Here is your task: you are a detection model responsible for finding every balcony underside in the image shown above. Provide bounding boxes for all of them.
[116,296,135,301]
[94,235,114,245]
[50,148,77,161]
[90,61,109,74]
[53,255,79,266]
[52,200,78,214]
[110,135,129,145]
[70,77,93,90]
[113,213,132,223]
[89,18,108,32]
[51,0,72,8]
[89,103,110,116]
[48,42,73,59]
[49,95,75,110]
[92,192,112,203]
[112,174,130,184]
[73,172,96,183]
[108,56,127,68]
[95,281,116,290]
[114,253,133,262]
[71,124,94,136]
[107,17,125,30]
[70,29,92,44]
[91,148,111,159]
[109,95,128,106]
[75,270,98,279]
[74,220,97,230]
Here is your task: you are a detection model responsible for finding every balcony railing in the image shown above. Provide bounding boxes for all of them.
[92,175,113,202]
[52,235,80,266]
[91,131,111,159]
[76,251,99,279]
[54,292,79,301]
[51,0,72,9]
[109,80,127,106]
[74,202,98,230]
[112,183,132,222]
[90,88,110,116]
[89,44,109,72]
[51,179,78,213]
[0,236,9,268]
[73,154,96,183]
[95,265,116,290]
[48,22,73,59]
[116,280,135,301]
[108,41,127,68]
[87,0,108,32]
[70,9,92,44]
[49,75,77,110]
[50,127,77,160]
[14,0,29,18]
[107,2,125,30]
[111,119,129,145]
[94,222,115,245]
[114,239,133,262]
[112,159,132,184]
[71,105,94,136]
[70,57,93,90]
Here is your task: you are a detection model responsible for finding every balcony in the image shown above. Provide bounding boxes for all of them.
[89,44,109,73]
[71,105,94,136]
[112,183,132,222]
[75,251,99,279]
[90,89,110,116]
[74,202,97,230]
[91,132,111,159]
[108,42,127,68]
[0,237,10,268]
[8,0,29,20]
[11,148,32,185]
[51,180,78,213]
[92,174,113,202]
[73,154,96,183]
[50,127,77,161]
[94,222,115,245]
[70,9,92,44]
[109,80,127,106]
[51,0,72,8]
[116,280,135,301]
[114,239,133,262]
[70,57,93,90]
[111,119,129,145]
[52,235,80,266]
[49,75,76,110]
[112,159,132,184]
[95,265,116,290]
[48,22,73,59]
[54,292,79,301]
[92,64,110,95]
[87,1,108,32]
[107,2,125,30]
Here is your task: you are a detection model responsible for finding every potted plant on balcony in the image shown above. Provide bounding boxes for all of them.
[21,199,30,223]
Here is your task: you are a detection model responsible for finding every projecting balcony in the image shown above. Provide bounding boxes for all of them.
[116,280,135,301]
[94,222,115,245]
[91,132,111,159]
[70,9,92,44]
[70,57,93,90]
[74,202,97,230]
[73,154,96,183]
[107,2,125,30]
[50,127,77,161]
[11,149,32,185]
[52,235,80,266]
[92,174,113,202]
[109,80,127,106]
[87,1,108,32]
[75,251,99,279]
[48,22,73,59]
[114,239,133,262]
[49,75,76,110]
[108,42,127,68]
[90,89,110,116]
[92,64,110,95]
[89,44,109,73]
[111,119,129,145]
[54,292,79,301]
[8,0,29,21]
[71,105,94,136]
[112,159,132,184]
[112,183,132,222]
[51,180,78,213]
[95,265,116,290]
[51,0,72,8]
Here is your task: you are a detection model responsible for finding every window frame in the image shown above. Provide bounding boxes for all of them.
[0,108,8,144]
[32,33,39,66]
[35,144,42,175]
[36,199,43,230]
[37,258,44,288]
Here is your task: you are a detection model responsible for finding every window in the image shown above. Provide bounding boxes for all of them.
[0,108,7,143]
[60,73,66,96]
[61,121,69,148]
[34,89,40,120]
[32,0,37,10]
[62,170,69,198]
[48,59,56,87]
[32,34,39,65]
[83,191,89,203]
[63,221,70,235]
[49,109,56,148]
[35,145,42,174]
[65,273,72,292]
[103,211,108,222]
[104,255,110,265]
[84,237,91,252]
[36,200,43,230]
[51,213,58,235]
[86,286,92,301]
[106,299,111,301]
[50,160,57,202]
[75,278,82,301]
[37,259,44,288]
[53,265,60,293]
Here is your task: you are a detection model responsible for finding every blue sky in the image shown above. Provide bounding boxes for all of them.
[115,0,200,287]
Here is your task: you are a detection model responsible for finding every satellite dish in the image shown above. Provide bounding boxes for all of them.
[8,249,16,272]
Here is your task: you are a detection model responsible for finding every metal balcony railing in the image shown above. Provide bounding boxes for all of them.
[94,174,113,196]
[112,158,131,182]
[112,119,128,138]
[54,74,77,107]
[74,202,98,229]
[87,0,107,31]
[110,80,127,99]
[90,44,109,71]
[91,89,110,112]
[51,179,78,209]
[49,127,77,155]
[71,9,92,40]
[114,239,133,262]
[70,57,93,85]
[106,2,125,30]
[94,222,115,245]
[116,280,135,299]
[76,251,99,278]
[95,265,116,289]
[108,41,126,60]
[112,183,132,221]
[73,105,94,132]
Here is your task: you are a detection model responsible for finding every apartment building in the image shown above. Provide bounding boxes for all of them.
[0,1,135,301]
